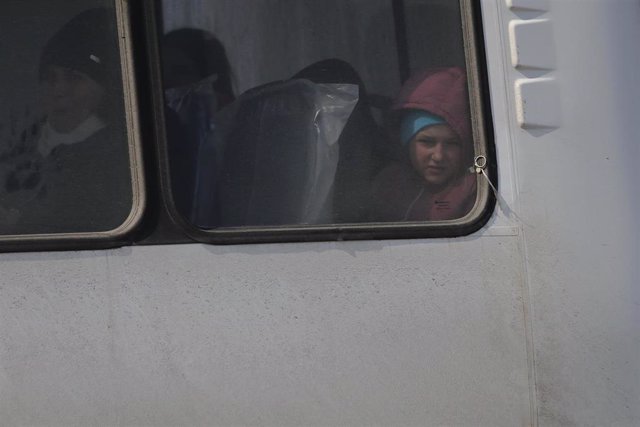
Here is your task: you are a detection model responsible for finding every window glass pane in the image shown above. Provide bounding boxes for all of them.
[0,1,134,235]
[161,0,481,230]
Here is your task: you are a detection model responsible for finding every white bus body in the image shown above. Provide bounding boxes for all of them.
[1,1,638,426]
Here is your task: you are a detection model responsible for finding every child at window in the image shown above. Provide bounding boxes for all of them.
[369,67,477,221]
[0,8,131,234]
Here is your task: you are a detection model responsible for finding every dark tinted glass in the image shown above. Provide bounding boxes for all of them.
[0,1,134,235]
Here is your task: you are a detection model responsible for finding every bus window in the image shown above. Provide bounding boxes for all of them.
[0,1,143,241]
[157,0,491,242]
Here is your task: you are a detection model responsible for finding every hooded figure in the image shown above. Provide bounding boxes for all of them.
[369,67,477,222]
[0,8,132,234]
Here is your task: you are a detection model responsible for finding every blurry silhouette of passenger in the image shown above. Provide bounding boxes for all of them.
[162,28,235,107]
[0,7,131,234]
[161,28,235,227]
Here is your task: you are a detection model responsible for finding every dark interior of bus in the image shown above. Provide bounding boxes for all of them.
[0,0,478,245]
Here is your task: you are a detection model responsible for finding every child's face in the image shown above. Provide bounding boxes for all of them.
[41,65,104,133]
[409,124,463,188]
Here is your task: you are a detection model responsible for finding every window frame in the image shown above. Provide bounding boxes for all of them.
[0,0,147,252]
[146,0,496,245]
[0,0,496,252]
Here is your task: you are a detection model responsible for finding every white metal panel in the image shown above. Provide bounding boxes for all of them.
[485,0,640,425]
[0,238,531,426]
[515,78,562,129]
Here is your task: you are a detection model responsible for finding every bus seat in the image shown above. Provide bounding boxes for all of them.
[217,79,354,227]
[292,59,387,223]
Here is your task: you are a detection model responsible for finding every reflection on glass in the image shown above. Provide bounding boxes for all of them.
[0,3,132,235]
[160,0,475,229]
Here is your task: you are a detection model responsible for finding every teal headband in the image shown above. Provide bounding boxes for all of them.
[400,110,445,146]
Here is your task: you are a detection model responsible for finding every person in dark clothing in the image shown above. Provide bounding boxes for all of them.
[0,8,132,234]
[162,28,235,107]
[369,67,477,222]
[161,28,235,226]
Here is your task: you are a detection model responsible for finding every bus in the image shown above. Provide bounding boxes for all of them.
[0,0,638,425]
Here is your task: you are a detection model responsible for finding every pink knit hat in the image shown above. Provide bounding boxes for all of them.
[393,67,471,145]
